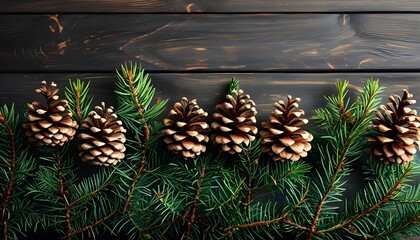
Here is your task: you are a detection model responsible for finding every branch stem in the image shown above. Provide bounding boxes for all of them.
[367,215,417,239]
[320,166,412,234]
[74,87,82,119]
[225,186,309,232]
[67,182,113,209]
[61,207,122,239]
[308,139,350,239]
[127,70,146,123]
[246,176,252,219]
[0,116,16,240]
[124,153,147,212]
[56,148,71,239]
[60,182,119,239]
[123,70,149,212]
[185,164,206,240]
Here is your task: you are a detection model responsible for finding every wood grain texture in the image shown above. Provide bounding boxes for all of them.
[2,73,419,121]
[1,0,420,13]
[2,14,420,71]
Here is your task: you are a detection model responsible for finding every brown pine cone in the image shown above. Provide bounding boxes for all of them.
[23,81,78,147]
[78,102,126,166]
[261,96,313,161]
[162,97,209,159]
[211,89,258,154]
[369,89,420,165]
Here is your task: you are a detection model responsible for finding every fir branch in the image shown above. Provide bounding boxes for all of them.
[185,164,205,240]
[308,137,350,238]
[320,164,413,234]
[55,147,72,239]
[65,79,93,123]
[237,138,262,220]
[127,69,150,211]
[67,181,113,210]
[246,176,253,218]
[114,63,161,213]
[224,185,310,232]
[123,125,149,214]
[62,207,122,239]
[59,174,119,239]
[127,70,146,124]
[115,62,167,134]
[122,71,149,212]
[124,155,147,212]
[366,215,417,239]
[0,114,16,240]
[308,79,382,239]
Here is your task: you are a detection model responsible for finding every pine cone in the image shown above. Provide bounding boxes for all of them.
[369,89,420,165]
[211,89,258,154]
[261,96,313,161]
[23,81,78,147]
[162,97,209,159]
[78,102,126,166]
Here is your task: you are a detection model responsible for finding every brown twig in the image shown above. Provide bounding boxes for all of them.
[319,166,412,234]
[67,182,113,209]
[59,182,117,239]
[307,146,349,239]
[0,115,16,240]
[61,207,122,239]
[367,214,417,239]
[308,87,390,239]
[307,92,376,239]
[56,148,71,239]
[123,69,149,212]
[124,156,147,212]
[123,146,146,212]
[224,186,309,232]
[127,70,146,123]
[246,176,253,219]
[185,165,206,240]
[74,87,82,119]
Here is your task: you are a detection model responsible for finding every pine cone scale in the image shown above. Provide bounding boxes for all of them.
[279,137,294,147]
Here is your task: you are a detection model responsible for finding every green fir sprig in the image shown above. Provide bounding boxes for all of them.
[0,66,418,240]
[115,62,167,135]
[0,104,36,240]
[65,79,93,124]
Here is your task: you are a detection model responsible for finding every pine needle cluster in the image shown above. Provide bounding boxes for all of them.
[0,63,418,240]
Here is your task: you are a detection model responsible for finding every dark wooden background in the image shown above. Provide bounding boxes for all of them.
[2,1,420,120]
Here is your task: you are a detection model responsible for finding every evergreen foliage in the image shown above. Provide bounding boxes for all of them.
[0,64,418,240]
[0,105,36,240]
[65,79,93,124]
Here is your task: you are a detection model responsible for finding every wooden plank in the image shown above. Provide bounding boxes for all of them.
[1,73,419,121]
[2,14,420,71]
[1,0,420,13]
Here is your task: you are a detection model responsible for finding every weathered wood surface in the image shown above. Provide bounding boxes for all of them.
[2,14,420,71]
[1,0,420,13]
[1,73,419,121]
